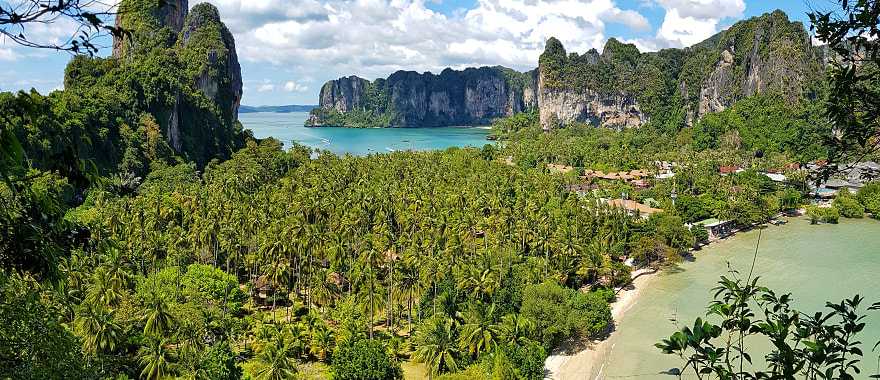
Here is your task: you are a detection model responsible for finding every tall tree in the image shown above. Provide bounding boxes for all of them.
[810,0,880,178]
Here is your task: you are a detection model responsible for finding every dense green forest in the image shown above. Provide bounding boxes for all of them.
[6,91,880,379]
[2,1,880,380]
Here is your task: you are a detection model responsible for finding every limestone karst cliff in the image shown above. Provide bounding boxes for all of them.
[308,67,538,128]
[310,10,822,130]
[536,10,822,130]
[101,0,243,164]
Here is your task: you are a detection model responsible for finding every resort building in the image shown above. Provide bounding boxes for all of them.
[762,172,787,182]
[823,178,860,193]
[693,218,736,240]
[806,161,878,199]
[583,169,651,181]
[840,161,880,188]
[719,165,744,176]
[605,198,663,219]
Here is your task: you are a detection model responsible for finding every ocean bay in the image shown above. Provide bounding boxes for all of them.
[586,218,880,379]
[240,112,491,156]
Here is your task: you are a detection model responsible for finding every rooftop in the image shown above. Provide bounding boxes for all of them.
[694,218,732,227]
[606,199,663,216]
[825,179,855,188]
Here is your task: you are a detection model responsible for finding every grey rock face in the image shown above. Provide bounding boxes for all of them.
[537,68,643,130]
[112,0,189,57]
[313,10,819,130]
[319,76,371,113]
[313,66,538,127]
[180,3,243,122]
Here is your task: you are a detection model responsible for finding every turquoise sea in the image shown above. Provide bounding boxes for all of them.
[588,217,880,379]
[239,112,491,155]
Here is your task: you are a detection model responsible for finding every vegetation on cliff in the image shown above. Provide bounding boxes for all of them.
[538,10,823,129]
[308,66,536,128]
[313,10,824,131]
[6,0,244,181]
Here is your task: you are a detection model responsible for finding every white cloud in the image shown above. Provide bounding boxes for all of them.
[257,83,275,92]
[656,0,744,20]
[0,48,17,61]
[200,0,651,100]
[283,81,308,92]
[642,0,745,49]
[656,8,720,47]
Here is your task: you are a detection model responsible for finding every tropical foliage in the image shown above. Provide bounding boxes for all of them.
[658,274,880,379]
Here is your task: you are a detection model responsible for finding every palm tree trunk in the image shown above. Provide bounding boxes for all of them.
[288,248,293,323]
[408,288,413,334]
[369,277,375,339]
[387,258,394,333]
[307,249,313,312]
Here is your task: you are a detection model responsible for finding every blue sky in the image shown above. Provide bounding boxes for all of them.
[1,0,820,106]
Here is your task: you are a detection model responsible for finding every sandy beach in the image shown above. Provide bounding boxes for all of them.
[544,268,658,380]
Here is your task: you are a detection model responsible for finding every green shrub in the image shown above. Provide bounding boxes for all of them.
[199,342,242,380]
[331,339,402,380]
[833,195,864,218]
[520,282,611,349]
[139,264,247,312]
[866,198,880,218]
[857,182,880,216]
[0,274,92,379]
[806,205,840,224]
[780,187,803,210]
[692,226,710,244]
[496,341,546,380]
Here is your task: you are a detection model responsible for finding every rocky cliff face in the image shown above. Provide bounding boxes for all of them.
[319,76,372,113]
[687,10,820,119]
[537,10,822,130]
[179,3,243,124]
[537,87,643,130]
[312,10,820,130]
[112,0,189,58]
[106,0,243,164]
[309,67,537,128]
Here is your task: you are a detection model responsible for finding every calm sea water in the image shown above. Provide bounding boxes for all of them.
[591,217,880,379]
[239,112,491,155]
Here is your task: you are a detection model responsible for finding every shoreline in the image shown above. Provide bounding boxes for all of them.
[544,268,659,380]
[543,216,799,379]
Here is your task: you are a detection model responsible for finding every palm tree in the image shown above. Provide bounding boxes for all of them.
[413,317,459,379]
[85,265,126,307]
[457,303,500,358]
[253,335,297,380]
[138,337,177,380]
[144,293,175,338]
[309,325,334,362]
[74,301,122,355]
[397,258,420,333]
[459,267,498,302]
[498,313,535,345]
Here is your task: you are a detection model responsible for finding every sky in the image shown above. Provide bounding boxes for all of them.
[0,0,827,106]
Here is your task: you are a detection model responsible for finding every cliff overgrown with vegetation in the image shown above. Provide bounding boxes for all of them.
[537,10,824,129]
[312,10,824,131]
[308,66,537,128]
[5,0,244,184]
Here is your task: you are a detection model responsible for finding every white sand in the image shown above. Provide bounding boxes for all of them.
[544,268,658,380]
